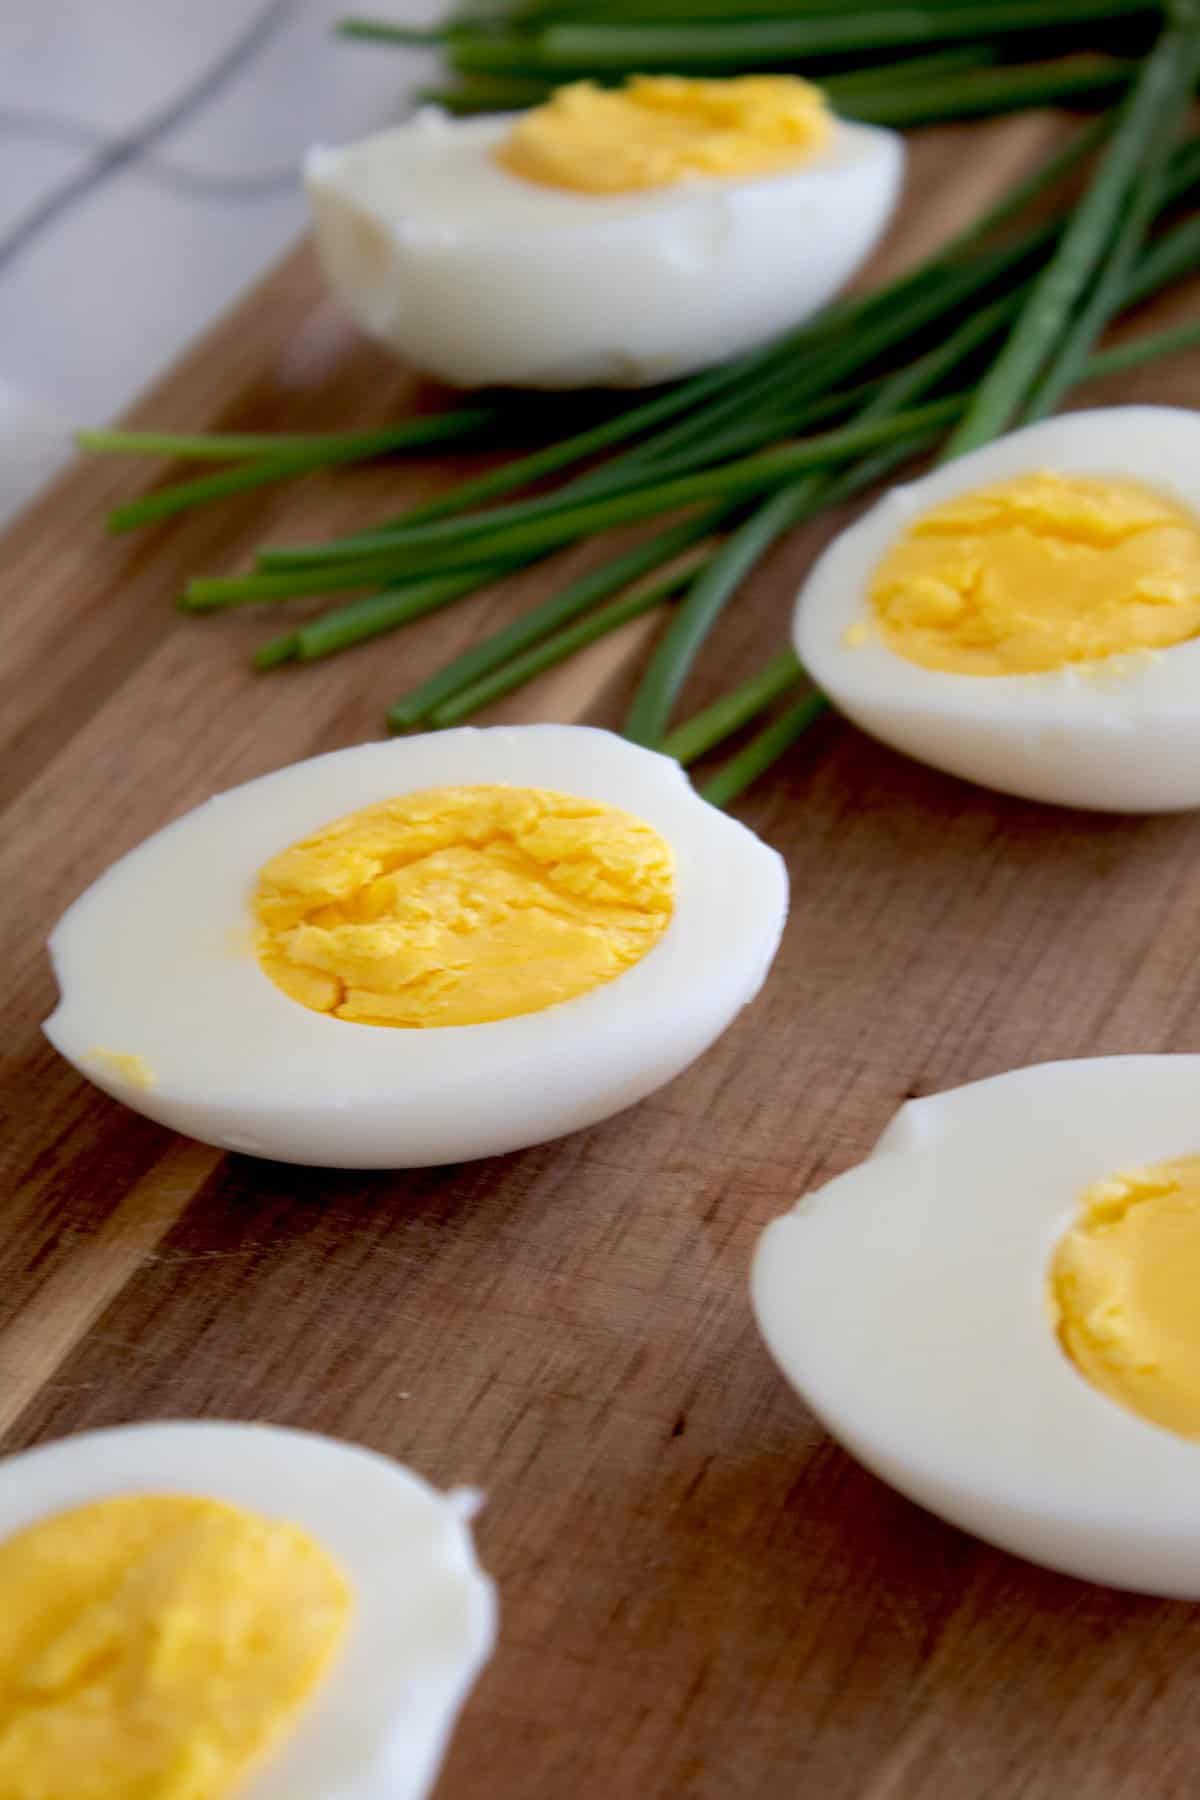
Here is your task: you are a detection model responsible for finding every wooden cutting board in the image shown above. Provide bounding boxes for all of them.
[5,111,1200,1799]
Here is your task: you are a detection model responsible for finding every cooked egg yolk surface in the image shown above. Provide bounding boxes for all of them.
[254,784,675,1029]
[0,1494,351,1800]
[869,472,1200,676]
[90,1048,157,1090]
[1051,1157,1200,1441]
[495,75,832,195]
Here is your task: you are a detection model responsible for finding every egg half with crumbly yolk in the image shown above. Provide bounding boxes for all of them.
[794,406,1200,811]
[304,74,903,388]
[752,1055,1200,1597]
[0,1421,496,1800]
[43,725,787,1168]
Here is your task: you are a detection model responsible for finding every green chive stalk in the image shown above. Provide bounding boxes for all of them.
[661,650,804,766]
[622,284,1024,747]
[385,508,729,726]
[428,563,704,725]
[700,692,829,810]
[448,1,1155,75]
[254,562,526,667]
[943,7,1200,456]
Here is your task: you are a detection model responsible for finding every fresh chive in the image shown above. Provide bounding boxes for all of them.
[836,57,1133,130]
[416,78,557,112]
[459,0,1143,19]
[428,563,701,725]
[76,412,496,465]
[105,416,500,533]
[264,359,757,564]
[822,44,996,93]
[1021,57,1199,421]
[255,563,522,667]
[184,553,414,610]
[337,18,451,44]
[943,15,1199,457]
[270,399,966,592]
[476,1,1155,73]
[623,487,810,749]
[1086,316,1200,379]
[1121,212,1200,308]
[423,42,1003,111]
[386,509,727,725]
[700,692,829,811]
[1162,132,1200,204]
[661,650,803,765]
[253,632,301,669]
[459,0,1067,21]
[622,280,1021,748]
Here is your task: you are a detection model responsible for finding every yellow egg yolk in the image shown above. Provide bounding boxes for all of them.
[494,75,832,195]
[1050,1157,1200,1441]
[0,1493,351,1800]
[254,783,675,1029]
[869,471,1200,676]
[89,1048,157,1090]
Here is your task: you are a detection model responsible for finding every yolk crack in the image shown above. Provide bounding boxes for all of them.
[254,784,675,1029]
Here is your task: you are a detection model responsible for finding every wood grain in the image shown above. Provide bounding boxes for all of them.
[6,114,1200,1799]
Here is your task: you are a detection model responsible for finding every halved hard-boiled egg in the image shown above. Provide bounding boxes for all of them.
[794,406,1200,811]
[306,75,903,388]
[44,726,787,1168]
[752,1055,1200,1595]
[0,1420,495,1798]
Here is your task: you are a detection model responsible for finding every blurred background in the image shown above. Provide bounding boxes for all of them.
[0,0,433,521]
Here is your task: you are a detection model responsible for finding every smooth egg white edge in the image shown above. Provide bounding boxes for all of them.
[305,109,904,388]
[0,1422,496,1800]
[751,1055,1200,1596]
[44,726,788,1168]
[794,406,1200,812]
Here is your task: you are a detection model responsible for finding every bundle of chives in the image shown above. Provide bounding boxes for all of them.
[435,59,1138,134]
[665,1,1200,802]
[182,399,966,612]
[342,0,1157,76]
[945,0,1200,454]
[451,0,1150,25]
[415,56,1136,130]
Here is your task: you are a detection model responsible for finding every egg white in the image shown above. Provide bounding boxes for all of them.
[752,1055,1200,1596]
[44,725,788,1168]
[0,1421,496,1799]
[305,107,903,389]
[794,406,1200,812]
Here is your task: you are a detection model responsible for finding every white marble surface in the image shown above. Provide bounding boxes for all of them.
[0,0,436,523]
